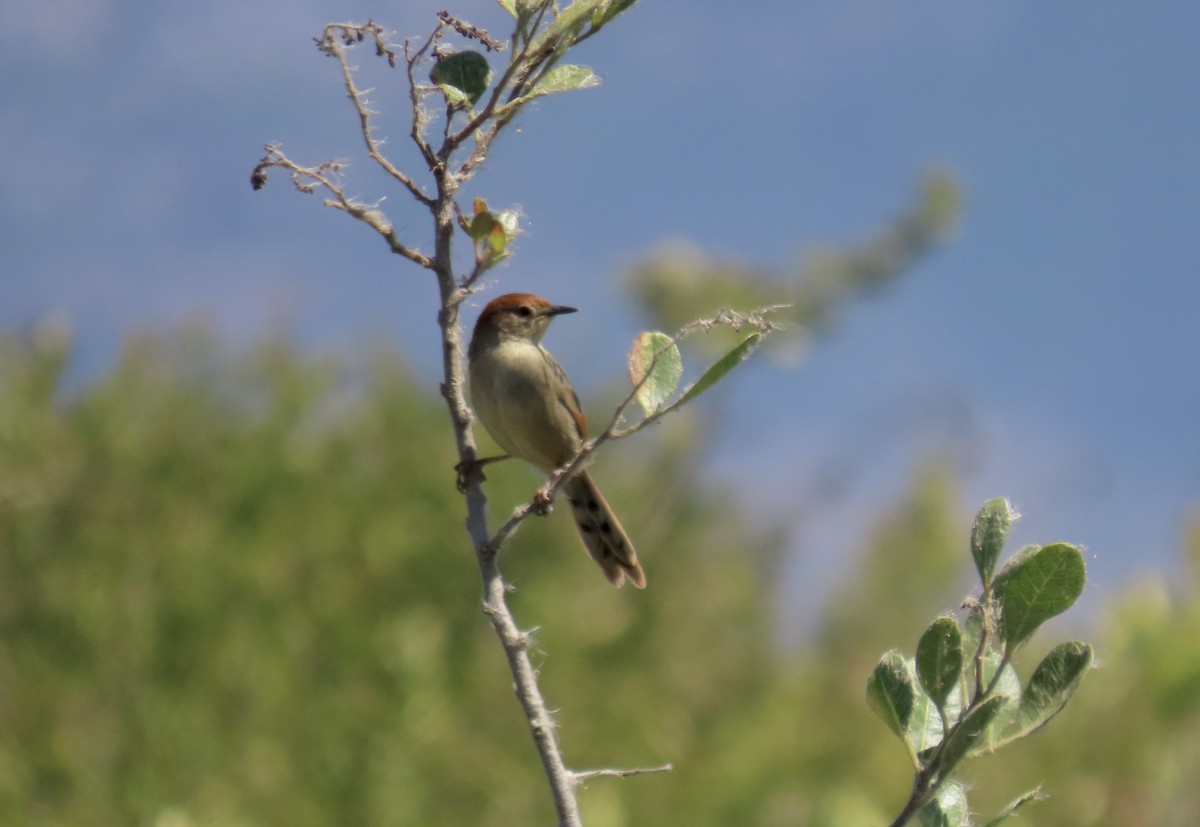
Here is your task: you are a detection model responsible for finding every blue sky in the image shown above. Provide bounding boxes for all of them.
[3,1,1197,627]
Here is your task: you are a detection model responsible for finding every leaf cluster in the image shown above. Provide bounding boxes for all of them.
[867,498,1092,826]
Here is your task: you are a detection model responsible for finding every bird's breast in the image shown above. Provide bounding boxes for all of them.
[469,340,579,471]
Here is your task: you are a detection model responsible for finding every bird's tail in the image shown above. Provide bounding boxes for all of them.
[564,471,646,589]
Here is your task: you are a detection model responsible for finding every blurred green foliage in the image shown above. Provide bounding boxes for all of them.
[1,325,1198,826]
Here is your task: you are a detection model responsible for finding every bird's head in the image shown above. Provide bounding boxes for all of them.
[472,292,578,344]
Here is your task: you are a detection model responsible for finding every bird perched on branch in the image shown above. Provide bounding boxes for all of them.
[467,292,646,588]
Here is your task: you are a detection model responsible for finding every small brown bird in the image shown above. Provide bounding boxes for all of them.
[468,292,646,588]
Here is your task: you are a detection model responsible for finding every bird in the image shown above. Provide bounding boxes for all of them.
[467,292,646,588]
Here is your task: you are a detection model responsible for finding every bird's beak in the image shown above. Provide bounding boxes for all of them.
[545,304,578,317]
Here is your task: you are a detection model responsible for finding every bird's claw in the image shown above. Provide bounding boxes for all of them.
[455,459,487,493]
[455,453,510,493]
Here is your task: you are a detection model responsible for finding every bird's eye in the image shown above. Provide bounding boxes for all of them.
[516,305,533,318]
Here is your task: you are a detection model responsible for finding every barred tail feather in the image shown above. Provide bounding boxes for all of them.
[565,472,646,589]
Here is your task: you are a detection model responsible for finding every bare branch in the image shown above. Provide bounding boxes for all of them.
[317,22,435,208]
[253,145,433,269]
[477,561,582,826]
[436,9,506,52]
[404,27,444,170]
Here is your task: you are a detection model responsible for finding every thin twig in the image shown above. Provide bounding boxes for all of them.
[253,145,433,269]
[405,26,445,170]
[319,23,434,208]
[572,764,674,784]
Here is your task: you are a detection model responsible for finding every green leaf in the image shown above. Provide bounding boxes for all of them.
[960,601,986,663]
[496,0,518,18]
[907,689,944,754]
[866,650,914,739]
[976,652,1021,751]
[513,0,543,28]
[916,616,963,708]
[530,0,601,53]
[677,333,761,406]
[491,210,519,253]
[1018,641,1093,735]
[937,695,1005,778]
[468,211,498,242]
[983,787,1046,827]
[592,0,639,29]
[534,64,599,96]
[918,781,969,827]
[991,543,1040,589]
[627,332,682,414]
[436,82,470,107]
[430,50,492,105]
[994,543,1086,650]
[467,200,519,261]
[487,224,508,255]
[971,497,1013,588]
[495,65,600,117]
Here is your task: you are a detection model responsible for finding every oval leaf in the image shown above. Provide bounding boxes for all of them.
[468,211,498,242]
[907,689,944,754]
[678,333,761,406]
[1018,641,1093,735]
[430,50,492,105]
[866,650,914,739]
[918,780,969,827]
[938,695,1005,778]
[916,616,963,708]
[534,64,599,96]
[496,65,601,117]
[971,497,1013,588]
[995,543,1086,650]
[627,332,682,415]
[991,543,1040,590]
[976,652,1021,751]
